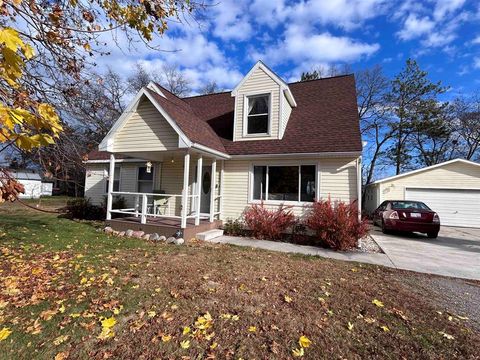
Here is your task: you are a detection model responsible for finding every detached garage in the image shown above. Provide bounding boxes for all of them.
[364,159,480,228]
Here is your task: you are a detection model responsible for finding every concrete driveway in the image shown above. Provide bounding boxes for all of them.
[370,226,480,280]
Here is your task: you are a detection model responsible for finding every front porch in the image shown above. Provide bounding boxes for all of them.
[105,149,225,238]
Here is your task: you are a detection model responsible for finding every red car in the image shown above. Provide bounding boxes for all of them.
[373,200,440,238]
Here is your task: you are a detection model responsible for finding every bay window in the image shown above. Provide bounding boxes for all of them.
[252,165,316,202]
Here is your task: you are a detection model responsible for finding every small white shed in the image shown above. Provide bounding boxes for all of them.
[8,170,49,199]
[364,159,480,228]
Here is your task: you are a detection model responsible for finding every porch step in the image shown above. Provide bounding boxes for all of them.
[196,229,224,241]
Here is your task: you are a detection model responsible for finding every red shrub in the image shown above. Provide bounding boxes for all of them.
[304,198,369,250]
[243,203,296,240]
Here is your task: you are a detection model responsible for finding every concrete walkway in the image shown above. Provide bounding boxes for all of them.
[370,227,480,280]
[207,235,395,267]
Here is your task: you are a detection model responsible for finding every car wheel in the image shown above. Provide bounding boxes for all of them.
[427,232,438,239]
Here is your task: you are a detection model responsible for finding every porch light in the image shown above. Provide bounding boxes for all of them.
[146,161,152,173]
[170,156,175,163]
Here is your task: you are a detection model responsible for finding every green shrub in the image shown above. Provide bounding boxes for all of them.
[66,198,106,220]
[222,219,247,236]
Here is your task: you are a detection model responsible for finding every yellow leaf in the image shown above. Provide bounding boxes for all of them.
[0,327,12,341]
[53,335,69,345]
[298,335,312,348]
[147,311,156,318]
[53,254,60,261]
[380,325,390,332]
[180,340,190,349]
[182,326,191,335]
[231,315,239,321]
[101,317,116,329]
[0,27,23,52]
[55,352,69,360]
[40,309,57,321]
[97,327,114,340]
[284,295,293,303]
[372,299,384,307]
[59,304,66,313]
[347,322,354,331]
[161,334,172,342]
[292,347,304,357]
[70,313,81,318]
[80,277,87,284]
[248,326,256,333]
[210,342,218,349]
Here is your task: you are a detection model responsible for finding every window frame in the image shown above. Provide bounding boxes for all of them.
[243,91,273,137]
[105,165,121,194]
[249,162,319,205]
[136,165,155,193]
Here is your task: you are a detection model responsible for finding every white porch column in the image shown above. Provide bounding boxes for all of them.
[195,155,203,225]
[219,160,224,221]
[181,152,190,229]
[357,156,362,221]
[106,154,115,220]
[209,159,217,222]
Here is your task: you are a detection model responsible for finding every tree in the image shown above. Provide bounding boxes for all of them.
[356,65,392,188]
[451,95,480,160]
[385,59,448,174]
[300,64,351,81]
[200,80,223,94]
[161,63,190,96]
[0,0,202,201]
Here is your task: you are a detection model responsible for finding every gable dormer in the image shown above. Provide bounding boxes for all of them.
[231,61,296,142]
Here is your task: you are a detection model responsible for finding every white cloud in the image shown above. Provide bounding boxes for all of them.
[397,14,435,40]
[254,26,379,68]
[474,57,480,69]
[250,0,288,27]
[473,35,480,45]
[287,0,391,30]
[209,0,252,41]
[433,0,466,21]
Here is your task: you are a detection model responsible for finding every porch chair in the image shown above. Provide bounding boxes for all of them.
[152,190,169,215]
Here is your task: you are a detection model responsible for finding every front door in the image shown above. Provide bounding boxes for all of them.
[200,166,211,214]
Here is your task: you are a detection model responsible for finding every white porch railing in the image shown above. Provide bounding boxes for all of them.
[108,191,198,225]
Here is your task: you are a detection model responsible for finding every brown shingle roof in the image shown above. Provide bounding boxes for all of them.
[184,75,362,155]
[88,75,361,160]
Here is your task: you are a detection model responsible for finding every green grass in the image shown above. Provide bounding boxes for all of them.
[0,202,479,359]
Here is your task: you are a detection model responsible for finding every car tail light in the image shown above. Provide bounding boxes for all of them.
[433,213,440,223]
[389,211,399,219]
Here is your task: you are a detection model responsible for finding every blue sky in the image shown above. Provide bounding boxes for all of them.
[98,0,480,98]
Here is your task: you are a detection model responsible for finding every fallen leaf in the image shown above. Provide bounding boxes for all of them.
[54,352,69,360]
[161,334,172,342]
[0,327,12,341]
[182,326,191,335]
[292,347,305,357]
[147,311,156,318]
[439,331,454,340]
[40,309,57,321]
[347,322,354,331]
[53,335,69,345]
[372,299,384,307]
[380,325,390,332]
[180,339,190,349]
[298,335,312,348]
[101,317,116,329]
[284,295,293,303]
[248,326,257,333]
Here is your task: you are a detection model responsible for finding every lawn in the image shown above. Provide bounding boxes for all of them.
[0,199,479,359]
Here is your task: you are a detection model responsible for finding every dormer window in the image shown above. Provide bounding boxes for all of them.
[246,94,270,135]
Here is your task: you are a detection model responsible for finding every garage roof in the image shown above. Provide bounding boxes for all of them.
[369,159,480,185]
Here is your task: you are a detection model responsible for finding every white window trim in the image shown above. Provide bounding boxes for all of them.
[136,165,156,193]
[105,165,122,194]
[248,162,319,205]
[242,91,273,138]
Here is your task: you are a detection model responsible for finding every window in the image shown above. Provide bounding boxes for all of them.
[246,94,269,135]
[252,165,316,202]
[105,166,120,193]
[137,166,154,193]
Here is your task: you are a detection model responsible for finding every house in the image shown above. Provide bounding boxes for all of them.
[364,158,480,228]
[84,61,362,238]
[5,169,53,199]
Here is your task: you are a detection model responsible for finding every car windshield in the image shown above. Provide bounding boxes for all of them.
[391,201,430,210]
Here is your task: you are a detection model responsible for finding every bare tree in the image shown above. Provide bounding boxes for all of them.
[200,80,223,94]
[356,65,392,188]
[451,95,480,160]
[161,63,191,96]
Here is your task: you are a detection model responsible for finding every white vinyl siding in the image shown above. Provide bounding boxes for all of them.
[234,67,280,141]
[113,99,179,152]
[222,157,358,220]
[280,91,292,139]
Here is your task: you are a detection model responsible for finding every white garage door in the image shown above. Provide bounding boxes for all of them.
[405,188,480,228]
